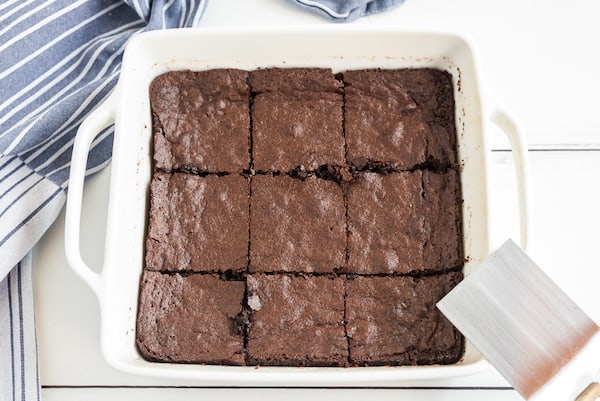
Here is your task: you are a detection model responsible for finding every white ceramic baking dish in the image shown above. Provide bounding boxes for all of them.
[65,26,531,385]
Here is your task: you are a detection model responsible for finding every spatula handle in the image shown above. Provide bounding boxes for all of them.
[575,382,600,401]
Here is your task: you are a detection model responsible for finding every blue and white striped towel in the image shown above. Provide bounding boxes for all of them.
[291,0,404,22]
[0,0,404,399]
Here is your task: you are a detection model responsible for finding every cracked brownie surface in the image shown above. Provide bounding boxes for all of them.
[346,272,464,366]
[246,274,347,366]
[151,69,250,172]
[145,172,249,273]
[250,174,346,273]
[136,271,245,364]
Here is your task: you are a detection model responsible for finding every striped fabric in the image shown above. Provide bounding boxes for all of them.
[290,0,405,22]
[0,255,38,401]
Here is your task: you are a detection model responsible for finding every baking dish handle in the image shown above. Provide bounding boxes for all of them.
[65,91,116,299]
[489,103,533,252]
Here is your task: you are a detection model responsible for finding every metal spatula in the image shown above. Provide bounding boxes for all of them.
[438,240,600,400]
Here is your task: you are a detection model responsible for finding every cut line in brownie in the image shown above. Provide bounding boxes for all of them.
[347,169,462,275]
[346,272,464,366]
[249,174,346,273]
[344,68,457,170]
[287,164,354,184]
[145,172,249,273]
[151,69,250,172]
[246,274,347,366]
[249,68,345,171]
[136,271,245,364]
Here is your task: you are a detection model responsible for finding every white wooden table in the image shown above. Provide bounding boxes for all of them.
[32,1,600,400]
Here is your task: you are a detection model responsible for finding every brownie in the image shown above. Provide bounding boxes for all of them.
[346,272,463,366]
[139,67,466,368]
[136,271,245,364]
[145,172,249,272]
[347,170,462,274]
[250,175,345,273]
[344,68,457,169]
[250,68,344,171]
[150,69,250,172]
[246,274,347,366]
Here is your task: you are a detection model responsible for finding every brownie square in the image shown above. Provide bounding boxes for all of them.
[145,172,249,273]
[347,170,462,274]
[346,272,463,366]
[250,175,345,273]
[246,274,347,366]
[136,271,245,364]
[250,68,344,171]
[344,68,457,169]
[150,69,250,172]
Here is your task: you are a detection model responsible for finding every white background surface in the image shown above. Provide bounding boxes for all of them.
[32,0,600,400]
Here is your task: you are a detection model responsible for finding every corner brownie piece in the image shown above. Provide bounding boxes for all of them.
[249,175,345,273]
[346,272,463,366]
[136,271,245,364]
[246,274,347,366]
[347,170,462,274]
[150,69,250,172]
[344,68,457,169]
[250,68,344,171]
[145,172,249,272]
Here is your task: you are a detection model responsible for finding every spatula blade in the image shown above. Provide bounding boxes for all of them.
[437,240,599,399]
